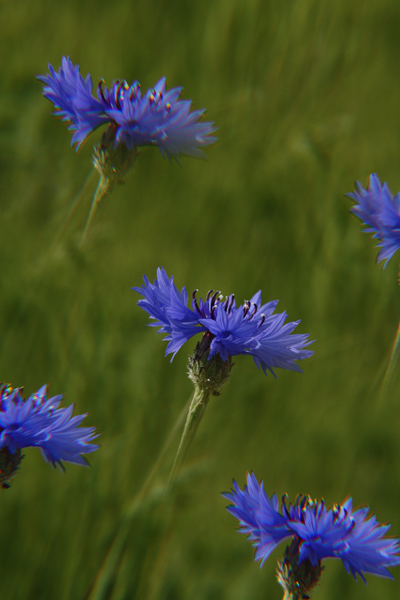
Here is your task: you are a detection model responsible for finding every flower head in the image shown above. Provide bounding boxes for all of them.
[347,173,400,267]
[102,76,217,161]
[133,267,314,377]
[39,56,217,161]
[223,473,400,587]
[0,383,99,485]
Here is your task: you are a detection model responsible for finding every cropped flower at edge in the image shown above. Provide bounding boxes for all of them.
[0,383,99,486]
[133,267,314,377]
[347,173,400,267]
[223,473,400,587]
[39,56,217,162]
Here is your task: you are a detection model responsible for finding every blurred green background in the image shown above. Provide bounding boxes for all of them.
[1,0,400,598]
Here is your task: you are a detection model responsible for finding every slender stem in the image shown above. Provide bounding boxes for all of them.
[282,592,302,600]
[127,396,191,513]
[80,174,112,247]
[168,385,211,487]
[84,396,191,600]
[43,169,96,263]
[378,317,400,405]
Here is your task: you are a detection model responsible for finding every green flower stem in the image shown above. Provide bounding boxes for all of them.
[42,169,96,261]
[85,399,190,600]
[80,135,138,247]
[168,384,211,487]
[80,174,112,247]
[377,318,400,406]
[282,591,302,600]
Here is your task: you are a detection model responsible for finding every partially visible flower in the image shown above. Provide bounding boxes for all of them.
[223,475,290,563]
[0,383,99,486]
[133,267,314,377]
[347,173,400,267]
[223,473,400,589]
[102,76,217,161]
[39,56,217,161]
[38,56,110,149]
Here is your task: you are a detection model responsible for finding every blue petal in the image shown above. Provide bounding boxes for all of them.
[348,173,400,268]
[0,384,99,468]
[223,477,400,582]
[135,268,314,375]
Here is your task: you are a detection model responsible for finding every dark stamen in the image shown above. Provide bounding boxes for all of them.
[210,290,220,308]
[111,81,121,108]
[115,82,125,108]
[192,289,201,314]
[129,82,140,101]
[243,300,250,317]
[249,304,258,319]
[98,79,107,102]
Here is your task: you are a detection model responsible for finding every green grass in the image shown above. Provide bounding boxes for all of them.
[1,0,400,598]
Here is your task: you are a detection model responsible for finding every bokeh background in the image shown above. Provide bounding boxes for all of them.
[1,0,400,598]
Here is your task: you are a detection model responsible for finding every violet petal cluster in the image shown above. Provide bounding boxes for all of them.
[133,267,314,376]
[223,473,400,583]
[348,173,400,266]
[0,383,99,468]
[39,56,217,161]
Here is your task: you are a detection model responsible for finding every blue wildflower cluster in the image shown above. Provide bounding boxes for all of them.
[348,173,400,267]
[133,267,314,377]
[0,383,99,486]
[39,56,217,162]
[224,473,400,584]
[33,50,400,597]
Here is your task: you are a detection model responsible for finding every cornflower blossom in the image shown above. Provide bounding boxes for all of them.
[0,383,99,486]
[133,267,314,377]
[347,173,400,267]
[223,473,400,593]
[38,56,217,162]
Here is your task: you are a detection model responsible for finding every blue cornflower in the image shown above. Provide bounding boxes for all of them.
[223,473,400,586]
[0,383,99,485]
[103,76,217,160]
[39,56,217,161]
[347,173,400,267]
[133,267,314,377]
